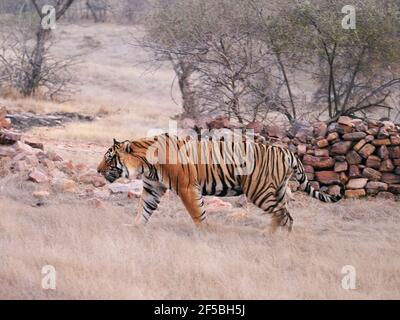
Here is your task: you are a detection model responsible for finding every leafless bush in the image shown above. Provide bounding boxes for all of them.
[0,0,77,101]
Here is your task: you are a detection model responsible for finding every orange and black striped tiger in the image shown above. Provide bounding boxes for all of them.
[97,133,344,231]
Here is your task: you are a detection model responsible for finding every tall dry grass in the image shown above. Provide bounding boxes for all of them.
[1,190,399,299]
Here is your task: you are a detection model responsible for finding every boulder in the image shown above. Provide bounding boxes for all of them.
[345,189,366,198]
[353,139,367,152]
[0,145,16,157]
[376,192,395,201]
[346,178,368,190]
[205,197,232,212]
[327,132,339,142]
[337,116,353,127]
[366,181,388,195]
[372,139,391,146]
[314,171,340,184]
[246,121,264,134]
[349,165,361,178]
[302,155,335,169]
[378,146,390,160]
[346,151,362,165]
[334,161,348,173]
[380,159,394,173]
[342,132,367,141]
[331,141,352,155]
[390,135,400,145]
[316,139,329,148]
[313,122,327,138]
[366,155,381,169]
[388,184,400,195]
[359,144,376,158]
[381,173,400,184]
[314,149,329,157]
[28,168,50,183]
[389,146,400,159]
[297,144,307,156]
[0,129,21,145]
[362,168,382,181]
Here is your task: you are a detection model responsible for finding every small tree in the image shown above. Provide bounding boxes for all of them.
[292,0,400,121]
[0,0,76,99]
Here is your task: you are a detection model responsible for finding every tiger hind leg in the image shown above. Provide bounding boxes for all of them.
[179,186,207,226]
[270,205,293,233]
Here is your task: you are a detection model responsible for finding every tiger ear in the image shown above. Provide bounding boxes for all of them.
[113,138,121,149]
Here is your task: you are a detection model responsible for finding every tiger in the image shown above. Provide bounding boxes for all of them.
[97,133,344,231]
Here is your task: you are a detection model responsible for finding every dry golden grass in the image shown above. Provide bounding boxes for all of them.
[1,187,399,299]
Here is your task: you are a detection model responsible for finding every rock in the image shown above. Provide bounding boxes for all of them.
[327,132,339,142]
[334,162,348,172]
[295,126,313,143]
[381,173,400,184]
[14,141,34,154]
[331,141,352,155]
[181,118,196,129]
[353,139,367,152]
[394,159,400,166]
[62,179,77,193]
[359,144,376,158]
[46,150,63,162]
[390,135,400,145]
[362,168,382,181]
[366,155,381,169]
[372,139,391,146]
[33,191,50,200]
[337,124,353,134]
[346,178,368,189]
[315,171,340,184]
[24,140,44,150]
[377,128,390,139]
[79,172,107,187]
[28,168,49,183]
[346,151,362,165]
[389,146,400,159]
[365,135,374,142]
[349,165,361,178]
[207,116,230,130]
[264,125,283,138]
[388,184,400,195]
[316,139,329,148]
[396,167,400,175]
[0,117,11,129]
[376,192,395,201]
[366,181,388,195]
[314,149,329,157]
[366,128,378,136]
[0,129,21,145]
[304,165,314,173]
[340,172,349,184]
[302,155,335,169]
[297,144,307,156]
[338,116,353,127]
[246,121,264,134]
[342,132,367,141]
[0,145,16,157]
[378,145,390,160]
[205,197,232,212]
[313,122,327,138]
[107,180,143,194]
[380,159,394,172]
[345,189,366,198]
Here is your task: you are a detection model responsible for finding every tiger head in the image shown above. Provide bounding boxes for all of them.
[97,139,143,183]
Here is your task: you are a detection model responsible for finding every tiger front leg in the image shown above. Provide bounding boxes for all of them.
[135,180,166,225]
